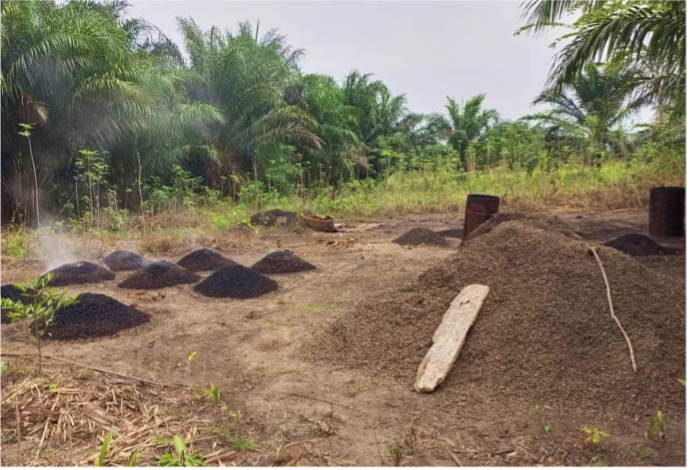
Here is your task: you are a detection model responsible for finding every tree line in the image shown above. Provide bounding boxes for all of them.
[1,0,685,226]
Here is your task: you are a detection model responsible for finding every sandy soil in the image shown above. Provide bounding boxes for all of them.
[1,209,685,466]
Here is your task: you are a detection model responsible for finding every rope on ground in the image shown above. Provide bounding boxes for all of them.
[589,246,637,373]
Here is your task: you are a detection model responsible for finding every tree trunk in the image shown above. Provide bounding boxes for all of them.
[27,138,40,227]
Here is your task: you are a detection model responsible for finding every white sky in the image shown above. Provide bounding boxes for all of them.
[127,1,653,124]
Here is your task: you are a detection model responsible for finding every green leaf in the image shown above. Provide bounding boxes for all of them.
[96,431,113,466]
[172,435,187,456]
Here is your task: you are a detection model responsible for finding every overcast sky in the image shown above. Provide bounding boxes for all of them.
[126,1,651,124]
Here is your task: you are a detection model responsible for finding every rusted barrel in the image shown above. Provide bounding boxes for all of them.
[649,187,685,237]
[463,194,500,239]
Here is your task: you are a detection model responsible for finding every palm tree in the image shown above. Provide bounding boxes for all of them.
[524,61,648,164]
[520,1,685,118]
[426,95,499,170]
[176,18,321,190]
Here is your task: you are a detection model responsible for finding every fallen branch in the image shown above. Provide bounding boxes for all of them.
[450,452,463,466]
[284,391,350,408]
[1,352,178,388]
[589,247,637,373]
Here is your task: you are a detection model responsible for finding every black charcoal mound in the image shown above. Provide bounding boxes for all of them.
[43,261,116,287]
[177,248,238,272]
[1,284,31,324]
[250,209,298,228]
[118,261,200,289]
[603,233,680,256]
[103,250,145,271]
[393,228,449,247]
[193,265,278,299]
[251,250,316,274]
[37,293,151,340]
[436,228,464,239]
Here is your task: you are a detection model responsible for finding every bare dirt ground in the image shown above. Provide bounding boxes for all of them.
[1,209,686,466]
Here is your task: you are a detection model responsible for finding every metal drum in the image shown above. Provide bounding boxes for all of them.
[462,194,500,240]
[649,187,685,237]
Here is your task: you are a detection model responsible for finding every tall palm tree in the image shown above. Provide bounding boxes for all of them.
[524,61,648,164]
[520,1,685,117]
[426,95,499,170]
[176,18,321,189]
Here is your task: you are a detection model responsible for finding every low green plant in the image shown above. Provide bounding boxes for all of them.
[156,435,208,467]
[634,446,652,460]
[232,436,255,452]
[391,443,403,466]
[127,450,140,466]
[0,274,78,372]
[580,425,610,446]
[646,411,667,441]
[95,431,113,466]
[678,379,686,388]
[205,383,220,402]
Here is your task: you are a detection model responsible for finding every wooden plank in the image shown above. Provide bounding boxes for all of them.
[415,284,490,393]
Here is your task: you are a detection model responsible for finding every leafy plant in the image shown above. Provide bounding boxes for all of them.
[156,435,208,467]
[205,384,220,402]
[0,274,78,372]
[580,425,610,446]
[96,431,113,466]
[390,443,403,466]
[646,411,667,441]
[127,450,140,467]
[635,446,652,460]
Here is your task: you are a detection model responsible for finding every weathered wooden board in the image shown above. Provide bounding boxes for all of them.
[414,284,490,393]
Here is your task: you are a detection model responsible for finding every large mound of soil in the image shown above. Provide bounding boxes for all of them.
[40,293,150,340]
[103,250,145,271]
[603,233,680,256]
[250,209,298,228]
[193,265,278,299]
[393,228,449,247]
[43,262,116,287]
[251,250,316,274]
[177,248,238,272]
[310,218,685,416]
[118,261,200,290]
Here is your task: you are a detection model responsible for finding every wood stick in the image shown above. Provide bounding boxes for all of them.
[1,352,178,387]
[15,397,22,466]
[589,247,637,373]
[284,391,350,408]
[450,452,463,466]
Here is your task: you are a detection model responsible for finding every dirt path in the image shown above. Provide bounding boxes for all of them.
[1,209,685,466]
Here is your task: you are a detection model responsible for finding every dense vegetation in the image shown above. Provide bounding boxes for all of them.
[1,0,685,230]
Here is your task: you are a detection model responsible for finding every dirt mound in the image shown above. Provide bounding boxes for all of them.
[310,218,685,416]
[251,250,316,274]
[435,228,464,239]
[464,212,583,242]
[118,261,200,290]
[39,293,150,340]
[177,248,238,272]
[603,233,680,256]
[43,261,116,287]
[193,265,278,299]
[103,250,145,271]
[250,209,298,228]
[393,228,449,247]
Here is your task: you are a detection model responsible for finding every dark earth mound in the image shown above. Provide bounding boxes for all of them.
[39,293,150,340]
[435,228,464,239]
[251,250,316,274]
[309,217,685,418]
[193,265,278,299]
[463,212,582,243]
[177,248,238,272]
[1,284,30,324]
[250,209,298,228]
[393,228,449,247]
[603,233,680,256]
[103,250,145,271]
[118,261,200,290]
[43,261,116,287]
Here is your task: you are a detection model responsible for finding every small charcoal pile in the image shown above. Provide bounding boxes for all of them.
[251,250,316,274]
[393,228,449,247]
[435,228,464,239]
[43,261,116,287]
[250,209,298,228]
[118,261,200,289]
[603,233,680,256]
[177,248,238,272]
[103,250,145,271]
[310,215,685,416]
[1,284,29,324]
[37,293,150,340]
[194,265,278,299]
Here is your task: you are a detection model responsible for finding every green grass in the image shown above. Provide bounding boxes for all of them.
[232,436,255,451]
